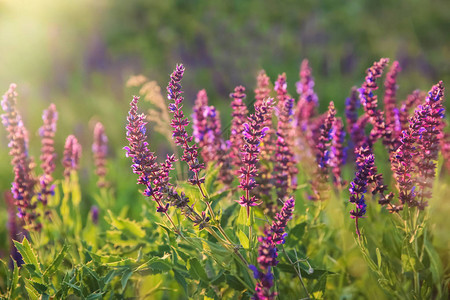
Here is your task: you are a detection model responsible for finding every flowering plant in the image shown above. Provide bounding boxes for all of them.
[0,58,449,300]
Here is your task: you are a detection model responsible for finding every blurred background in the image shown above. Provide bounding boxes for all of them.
[0,0,449,234]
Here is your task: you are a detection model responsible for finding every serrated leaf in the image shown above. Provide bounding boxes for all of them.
[43,243,69,277]
[30,281,47,294]
[13,238,41,275]
[10,259,20,298]
[25,286,39,300]
[188,258,209,282]
[173,269,188,295]
[108,211,146,238]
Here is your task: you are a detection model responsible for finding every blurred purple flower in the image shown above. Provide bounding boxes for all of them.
[92,122,108,188]
[38,104,58,205]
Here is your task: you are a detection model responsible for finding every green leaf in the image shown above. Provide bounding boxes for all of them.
[86,292,104,300]
[424,239,443,286]
[376,248,382,269]
[107,211,146,239]
[10,260,20,298]
[204,162,220,194]
[225,275,245,291]
[13,238,41,275]
[401,238,424,272]
[64,282,82,296]
[173,269,188,295]
[237,230,249,249]
[121,269,133,292]
[43,243,70,277]
[30,281,47,294]
[188,258,209,282]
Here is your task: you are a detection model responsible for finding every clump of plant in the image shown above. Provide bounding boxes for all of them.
[1,58,449,299]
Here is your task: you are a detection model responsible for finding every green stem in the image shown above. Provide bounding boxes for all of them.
[282,248,310,298]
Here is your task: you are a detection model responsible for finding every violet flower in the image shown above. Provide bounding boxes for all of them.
[62,135,82,179]
[383,61,401,126]
[255,70,271,108]
[310,101,336,200]
[274,73,290,108]
[256,71,276,164]
[92,122,108,188]
[1,84,39,230]
[273,98,298,202]
[192,89,209,145]
[167,64,205,189]
[414,81,445,209]
[295,59,318,129]
[345,86,359,138]
[204,106,234,185]
[38,104,58,205]
[359,58,393,149]
[125,95,170,213]
[330,117,347,187]
[399,90,424,132]
[249,231,278,300]
[349,146,373,236]
[269,196,295,245]
[249,197,295,299]
[237,99,272,215]
[229,85,248,173]
[90,205,99,225]
[391,128,417,207]
[356,146,396,210]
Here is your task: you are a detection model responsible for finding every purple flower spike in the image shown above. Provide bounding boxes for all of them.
[167,64,205,189]
[310,101,336,201]
[93,122,108,188]
[229,85,248,174]
[255,70,271,108]
[330,117,347,187]
[192,89,209,144]
[295,59,318,129]
[349,147,373,236]
[251,197,295,299]
[273,97,298,202]
[38,103,58,206]
[2,84,39,230]
[125,95,176,214]
[414,81,445,209]
[237,99,273,214]
[399,90,424,132]
[62,135,82,179]
[270,196,295,244]
[359,58,394,149]
[384,61,401,126]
